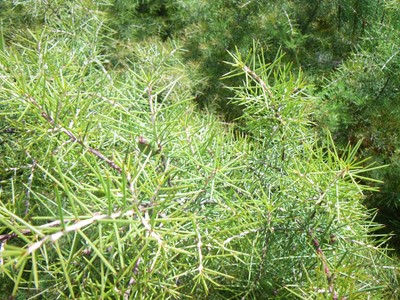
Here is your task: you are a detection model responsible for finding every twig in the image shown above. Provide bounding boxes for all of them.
[26,95,123,173]
[0,94,166,255]
[223,228,263,245]
[26,94,141,204]
[124,274,138,300]
[27,210,136,255]
[254,212,274,290]
[241,65,285,125]
[194,220,204,276]
[0,220,62,243]
[147,85,156,128]
[0,209,164,275]
[254,229,270,287]
[142,211,164,246]
[309,230,337,299]
[294,169,346,220]
[24,152,37,215]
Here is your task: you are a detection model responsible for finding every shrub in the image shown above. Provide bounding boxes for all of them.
[0,1,398,299]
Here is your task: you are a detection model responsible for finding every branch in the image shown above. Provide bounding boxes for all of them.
[1,207,163,264]
[309,230,337,299]
[241,65,285,126]
[27,210,135,255]
[0,95,167,255]
[26,94,141,202]
[147,84,156,128]
[26,95,123,173]
[0,220,62,243]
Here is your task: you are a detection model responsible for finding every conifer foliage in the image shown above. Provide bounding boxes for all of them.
[0,1,399,299]
[318,1,400,248]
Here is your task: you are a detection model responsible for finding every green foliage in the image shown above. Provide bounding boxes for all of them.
[100,0,386,119]
[317,2,400,248]
[178,0,303,115]
[0,1,399,299]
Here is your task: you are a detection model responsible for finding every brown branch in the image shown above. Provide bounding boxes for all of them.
[309,230,337,299]
[0,220,62,243]
[27,95,123,173]
[0,93,167,270]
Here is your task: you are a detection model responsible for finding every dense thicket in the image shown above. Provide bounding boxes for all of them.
[0,1,399,299]
[317,1,400,249]
[106,0,381,106]
[104,0,400,248]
